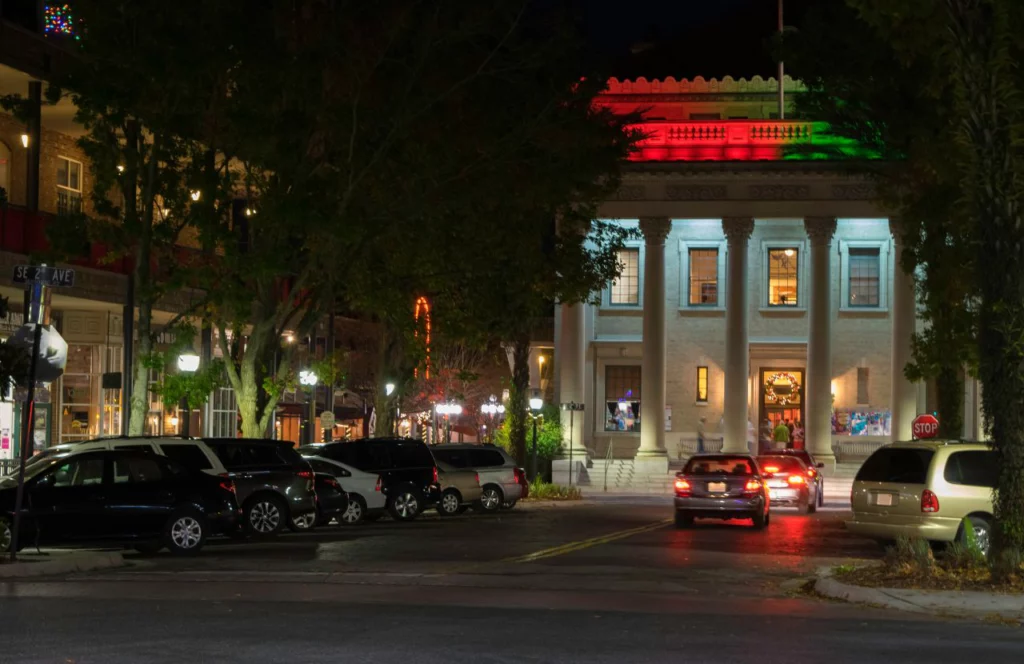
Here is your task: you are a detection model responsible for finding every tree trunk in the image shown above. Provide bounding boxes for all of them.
[935,363,964,440]
[127,123,153,436]
[507,336,530,466]
[946,0,1024,571]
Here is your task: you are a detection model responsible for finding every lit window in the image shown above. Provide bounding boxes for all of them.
[688,249,718,306]
[849,248,881,307]
[696,366,709,403]
[768,248,799,306]
[610,249,639,305]
[605,366,641,432]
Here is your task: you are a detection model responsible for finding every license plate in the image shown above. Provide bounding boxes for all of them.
[876,493,893,506]
[708,482,727,493]
[767,481,787,489]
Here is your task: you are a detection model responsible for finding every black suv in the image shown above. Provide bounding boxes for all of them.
[313,438,440,521]
[201,438,316,535]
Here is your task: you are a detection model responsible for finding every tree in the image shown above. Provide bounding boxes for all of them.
[784,0,1024,570]
[779,0,976,439]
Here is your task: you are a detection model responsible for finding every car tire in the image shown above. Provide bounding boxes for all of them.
[244,494,288,536]
[0,515,15,553]
[340,494,367,526]
[752,506,767,530]
[438,489,462,517]
[501,499,518,511]
[959,514,992,557]
[163,508,207,556]
[475,485,504,513]
[387,486,423,521]
[800,493,815,515]
[288,511,318,532]
[674,511,694,528]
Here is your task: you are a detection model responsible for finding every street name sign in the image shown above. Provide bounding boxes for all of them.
[12,265,76,287]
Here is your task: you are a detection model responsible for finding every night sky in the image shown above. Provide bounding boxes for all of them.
[579,0,815,79]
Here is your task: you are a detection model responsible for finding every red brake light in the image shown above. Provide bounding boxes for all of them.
[375,476,382,492]
[921,489,940,513]
[475,473,480,485]
[432,466,439,484]
[787,475,806,486]
[674,479,691,494]
[744,479,761,492]
[297,469,313,480]
[218,480,236,494]
[807,468,816,477]
[514,467,527,485]
[324,477,340,490]
[763,466,780,474]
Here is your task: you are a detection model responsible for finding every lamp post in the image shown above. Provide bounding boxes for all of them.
[299,369,318,445]
[177,349,200,437]
[528,390,544,481]
[434,402,462,443]
[481,394,505,443]
[385,382,397,435]
[560,401,585,486]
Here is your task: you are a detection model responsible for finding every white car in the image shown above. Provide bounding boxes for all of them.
[301,453,386,524]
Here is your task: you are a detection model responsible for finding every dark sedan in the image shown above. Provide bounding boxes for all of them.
[673,454,770,529]
[766,448,826,507]
[289,472,349,531]
[0,449,239,555]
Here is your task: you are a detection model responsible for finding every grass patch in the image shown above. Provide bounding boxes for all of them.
[834,521,1024,594]
[524,477,582,501]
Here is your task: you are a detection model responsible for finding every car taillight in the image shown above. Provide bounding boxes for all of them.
[375,476,382,492]
[324,477,340,490]
[297,469,313,480]
[432,466,439,484]
[674,479,691,494]
[763,466,780,474]
[218,480,236,494]
[807,468,816,478]
[514,467,527,485]
[921,489,940,513]
[475,473,480,485]
[787,475,806,486]
[744,479,761,492]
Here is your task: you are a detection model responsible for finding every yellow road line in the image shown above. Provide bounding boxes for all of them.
[501,518,673,564]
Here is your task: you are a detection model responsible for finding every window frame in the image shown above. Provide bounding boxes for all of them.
[678,239,726,311]
[56,155,84,193]
[766,247,801,308]
[760,240,807,312]
[602,241,643,310]
[600,363,642,433]
[839,239,890,313]
[696,366,709,404]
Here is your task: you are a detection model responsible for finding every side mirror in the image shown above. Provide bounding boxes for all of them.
[816,462,825,469]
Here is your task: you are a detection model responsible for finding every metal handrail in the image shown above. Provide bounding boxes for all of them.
[603,438,614,492]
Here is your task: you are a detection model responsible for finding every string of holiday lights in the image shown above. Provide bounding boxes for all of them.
[44,4,80,40]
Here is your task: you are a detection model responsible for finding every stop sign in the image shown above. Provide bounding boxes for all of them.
[912,413,940,439]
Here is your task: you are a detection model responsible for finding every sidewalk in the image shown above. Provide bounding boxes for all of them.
[0,549,124,579]
[815,566,1024,622]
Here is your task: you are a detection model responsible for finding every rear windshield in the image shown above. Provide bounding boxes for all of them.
[758,456,805,473]
[684,457,755,476]
[856,448,934,484]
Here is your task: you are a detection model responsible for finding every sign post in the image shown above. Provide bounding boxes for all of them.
[9,264,74,561]
[912,413,940,440]
[560,402,585,486]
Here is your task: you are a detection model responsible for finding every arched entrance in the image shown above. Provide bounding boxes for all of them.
[759,369,805,448]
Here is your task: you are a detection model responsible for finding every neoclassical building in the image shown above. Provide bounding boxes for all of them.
[553,76,984,483]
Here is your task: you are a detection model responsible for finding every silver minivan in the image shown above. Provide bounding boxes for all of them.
[430,444,527,512]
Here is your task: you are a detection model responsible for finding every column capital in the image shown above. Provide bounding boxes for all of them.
[722,217,755,242]
[804,216,837,245]
[639,217,671,244]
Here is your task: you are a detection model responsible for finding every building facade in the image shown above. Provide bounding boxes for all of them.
[553,76,984,481]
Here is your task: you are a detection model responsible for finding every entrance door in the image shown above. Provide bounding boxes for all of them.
[759,369,805,449]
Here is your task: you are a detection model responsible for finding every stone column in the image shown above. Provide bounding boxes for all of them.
[889,219,918,442]
[558,303,587,457]
[722,217,755,453]
[637,217,671,458]
[805,217,837,467]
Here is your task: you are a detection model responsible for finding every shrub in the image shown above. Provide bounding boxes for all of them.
[526,477,582,501]
[884,535,935,575]
[946,518,987,571]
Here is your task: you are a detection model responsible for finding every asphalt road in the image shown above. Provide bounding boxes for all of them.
[2,502,1022,663]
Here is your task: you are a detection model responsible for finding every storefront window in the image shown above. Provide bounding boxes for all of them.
[60,345,98,442]
[605,366,641,432]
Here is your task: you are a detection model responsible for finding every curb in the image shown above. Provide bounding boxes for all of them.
[813,565,1024,621]
[0,550,124,579]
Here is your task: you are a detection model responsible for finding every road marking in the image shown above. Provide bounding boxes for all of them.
[501,518,673,564]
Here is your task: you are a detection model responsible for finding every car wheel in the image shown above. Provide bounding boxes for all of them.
[752,506,767,530]
[0,515,13,553]
[959,515,992,557]
[475,485,503,513]
[800,492,815,515]
[674,511,694,528]
[340,494,367,525]
[245,494,287,536]
[438,490,462,517]
[288,511,318,532]
[387,487,423,521]
[501,499,518,511]
[164,509,207,556]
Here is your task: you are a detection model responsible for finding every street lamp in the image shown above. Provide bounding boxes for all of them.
[435,402,462,443]
[481,394,506,443]
[528,389,543,481]
[177,349,200,437]
[385,382,395,396]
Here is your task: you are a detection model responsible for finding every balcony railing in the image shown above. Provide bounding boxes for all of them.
[57,188,83,216]
[628,120,818,162]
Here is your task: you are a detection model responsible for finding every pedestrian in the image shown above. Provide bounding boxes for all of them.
[696,416,706,454]
[772,419,790,449]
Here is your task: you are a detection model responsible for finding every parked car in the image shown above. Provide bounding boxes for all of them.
[290,472,349,531]
[0,449,239,555]
[430,444,528,512]
[312,438,441,521]
[201,438,317,536]
[757,454,818,513]
[847,441,997,555]
[435,461,482,516]
[299,449,387,525]
[25,436,317,537]
[673,454,770,529]
[764,448,825,506]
